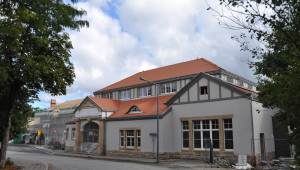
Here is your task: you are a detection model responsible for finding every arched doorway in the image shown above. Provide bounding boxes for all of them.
[81,122,99,153]
[83,122,99,143]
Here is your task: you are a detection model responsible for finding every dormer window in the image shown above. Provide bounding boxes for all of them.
[252,86,257,91]
[243,83,248,88]
[161,82,176,94]
[139,86,152,97]
[221,75,227,81]
[127,106,141,114]
[233,79,238,84]
[120,90,131,100]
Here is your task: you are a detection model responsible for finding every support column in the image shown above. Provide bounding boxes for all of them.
[97,119,104,155]
[219,118,224,152]
[74,119,81,152]
[189,120,193,151]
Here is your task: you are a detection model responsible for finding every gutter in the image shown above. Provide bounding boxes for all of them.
[249,94,256,162]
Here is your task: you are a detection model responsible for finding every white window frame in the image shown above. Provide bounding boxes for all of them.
[221,75,227,81]
[192,120,219,150]
[120,130,124,148]
[243,83,248,88]
[137,130,141,148]
[126,130,135,148]
[71,128,76,140]
[182,121,189,149]
[252,86,257,91]
[224,119,234,150]
[128,106,142,114]
[233,79,238,84]
[161,82,177,94]
[139,86,152,97]
[120,90,131,100]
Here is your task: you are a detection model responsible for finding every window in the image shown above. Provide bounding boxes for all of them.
[192,120,219,149]
[243,83,248,88]
[71,128,76,139]
[200,86,208,95]
[182,121,189,149]
[224,119,233,150]
[128,106,141,114]
[120,90,131,100]
[233,79,238,84]
[103,93,112,99]
[119,129,141,149]
[161,82,176,94]
[221,75,227,81]
[120,130,124,147]
[126,130,135,148]
[83,122,98,143]
[139,87,152,97]
[252,86,256,91]
[137,130,141,148]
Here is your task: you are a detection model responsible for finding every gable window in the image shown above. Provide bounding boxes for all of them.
[200,86,208,95]
[127,106,141,114]
[120,90,131,100]
[182,121,189,149]
[139,86,152,97]
[119,129,141,149]
[161,82,176,94]
[224,119,233,150]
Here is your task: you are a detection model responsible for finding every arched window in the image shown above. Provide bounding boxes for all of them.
[127,106,141,114]
[83,122,99,143]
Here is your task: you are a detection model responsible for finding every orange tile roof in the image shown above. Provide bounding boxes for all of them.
[230,84,257,96]
[89,96,120,110]
[68,117,75,123]
[108,95,174,118]
[96,58,221,92]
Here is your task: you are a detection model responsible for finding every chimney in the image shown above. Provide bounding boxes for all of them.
[50,99,56,108]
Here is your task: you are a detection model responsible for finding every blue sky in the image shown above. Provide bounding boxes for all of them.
[32,0,256,109]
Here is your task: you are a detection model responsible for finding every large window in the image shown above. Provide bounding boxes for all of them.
[224,119,233,150]
[119,129,141,149]
[139,87,152,97]
[83,122,99,143]
[120,90,131,100]
[103,93,112,99]
[193,120,219,149]
[161,82,176,94]
[182,121,189,149]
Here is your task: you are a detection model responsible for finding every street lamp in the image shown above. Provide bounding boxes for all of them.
[140,77,160,163]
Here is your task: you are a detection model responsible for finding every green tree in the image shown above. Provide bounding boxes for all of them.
[208,0,300,163]
[0,0,88,166]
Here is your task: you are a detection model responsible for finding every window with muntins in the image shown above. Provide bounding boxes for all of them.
[224,119,233,150]
[120,90,131,100]
[139,87,152,97]
[192,120,219,149]
[182,121,189,149]
[119,129,141,149]
[71,128,76,139]
[161,82,176,94]
[127,106,141,114]
[103,93,112,99]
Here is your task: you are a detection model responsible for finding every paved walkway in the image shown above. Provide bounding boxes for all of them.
[16,145,235,170]
[10,157,48,170]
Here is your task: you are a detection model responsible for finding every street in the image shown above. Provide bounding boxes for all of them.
[6,144,173,170]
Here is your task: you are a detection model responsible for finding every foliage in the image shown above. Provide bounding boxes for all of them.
[5,157,14,166]
[208,0,300,163]
[0,0,88,166]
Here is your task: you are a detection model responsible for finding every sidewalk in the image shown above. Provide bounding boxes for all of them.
[10,157,48,170]
[30,145,234,170]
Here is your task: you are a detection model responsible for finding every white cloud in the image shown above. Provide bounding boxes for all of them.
[33,0,257,108]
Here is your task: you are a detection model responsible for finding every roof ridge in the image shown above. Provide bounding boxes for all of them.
[200,58,221,70]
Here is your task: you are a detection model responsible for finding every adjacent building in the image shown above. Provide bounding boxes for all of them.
[65,58,277,162]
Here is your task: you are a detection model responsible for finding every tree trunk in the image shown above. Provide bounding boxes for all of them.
[0,111,13,166]
[0,84,19,167]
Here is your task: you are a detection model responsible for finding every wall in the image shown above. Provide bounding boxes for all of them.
[65,124,76,152]
[251,101,277,160]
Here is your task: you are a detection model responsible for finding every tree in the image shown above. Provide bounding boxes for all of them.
[208,0,300,163]
[0,0,88,166]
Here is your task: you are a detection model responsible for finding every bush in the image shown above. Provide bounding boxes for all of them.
[5,157,14,166]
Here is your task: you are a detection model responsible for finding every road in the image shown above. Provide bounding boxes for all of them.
[6,144,173,170]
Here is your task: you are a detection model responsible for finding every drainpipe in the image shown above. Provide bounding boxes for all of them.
[103,111,107,156]
[249,94,256,166]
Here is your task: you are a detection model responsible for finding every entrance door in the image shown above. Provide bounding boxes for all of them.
[260,133,265,160]
[83,122,99,143]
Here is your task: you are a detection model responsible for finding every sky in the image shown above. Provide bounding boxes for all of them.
[32,0,257,109]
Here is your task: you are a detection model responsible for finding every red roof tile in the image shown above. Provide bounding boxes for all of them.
[89,96,120,110]
[68,117,75,122]
[96,58,221,92]
[108,95,174,118]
